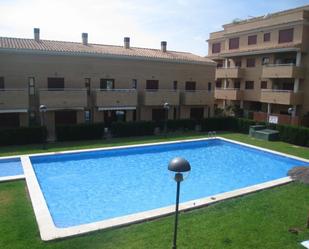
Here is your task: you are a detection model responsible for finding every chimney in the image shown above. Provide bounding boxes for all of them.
[124,37,130,49]
[161,41,167,52]
[34,28,40,42]
[82,33,88,45]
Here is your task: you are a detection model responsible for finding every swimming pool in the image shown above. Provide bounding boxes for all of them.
[0,157,24,181]
[22,137,308,240]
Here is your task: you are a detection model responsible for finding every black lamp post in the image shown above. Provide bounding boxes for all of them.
[287,107,294,125]
[39,104,47,149]
[163,102,170,135]
[168,157,191,249]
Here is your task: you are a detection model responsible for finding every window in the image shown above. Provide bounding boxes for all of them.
[279,28,293,43]
[84,110,91,123]
[262,57,270,65]
[248,35,257,45]
[100,79,114,90]
[212,43,221,53]
[152,109,165,121]
[146,80,159,90]
[216,61,223,68]
[246,58,256,67]
[261,81,267,89]
[47,77,64,90]
[245,81,254,89]
[234,81,241,89]
[264,33,271,42]
[28,77,35,95]
[132,79,137,89]
[229,37,239,50]
[0,113,19,128]
[235,60,242,67]
[173,81,178,90]
[55,111,77,125]
[0,77,4,90]
[85,78,91,95]
[208,82,212,92]
[190,108,204,120]
[216,80,222,88]
[185,81,196,91]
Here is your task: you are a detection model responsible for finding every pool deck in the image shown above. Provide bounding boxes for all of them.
[1,137,308,241]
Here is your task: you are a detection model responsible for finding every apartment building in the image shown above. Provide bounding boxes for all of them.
[0,29,216,138]
[207,5,309,126]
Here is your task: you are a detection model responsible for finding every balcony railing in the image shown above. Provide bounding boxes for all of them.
[216,67,244,79]
[94,89,138,109]
[214,88,243,100]
[143,90,180,106]
[262,64,305,79]
[260,89,303,105]
[181,90,213,105]
[39,88,87,109]
[0,89,29,111]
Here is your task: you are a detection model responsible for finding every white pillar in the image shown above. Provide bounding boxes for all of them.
[223,79,227,89]
[294,78,299,93]
[267,103,271,114]
[224,58,228,68]
[296,51,301,67]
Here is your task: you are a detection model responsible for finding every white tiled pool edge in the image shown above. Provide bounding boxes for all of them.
[0,175,24,182]
[20,137,308,241]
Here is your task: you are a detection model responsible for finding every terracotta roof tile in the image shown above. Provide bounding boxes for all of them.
[0,37,215,65]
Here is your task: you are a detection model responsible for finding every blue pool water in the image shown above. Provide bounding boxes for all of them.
[0,158,23,177]
[30,139,307,228]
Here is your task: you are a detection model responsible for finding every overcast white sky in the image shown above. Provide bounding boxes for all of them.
[1,0,308,55]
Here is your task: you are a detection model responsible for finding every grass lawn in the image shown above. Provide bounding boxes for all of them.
[0,132,309,249]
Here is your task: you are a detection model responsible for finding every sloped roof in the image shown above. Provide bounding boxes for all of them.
[0,37,215,65]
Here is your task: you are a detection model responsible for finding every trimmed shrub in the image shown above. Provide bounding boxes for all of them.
[111,121,156,137]
[200,117,235,131]
[234,118,256,133]
[56,123,105,141]
[275,124,309,147]
[166,119,197,131]
[0,126,46,146]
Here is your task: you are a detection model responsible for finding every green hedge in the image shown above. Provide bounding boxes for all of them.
[0,126,46,146]
[275,124,309,147]
[56,123,105,141]
[111,121,156,137]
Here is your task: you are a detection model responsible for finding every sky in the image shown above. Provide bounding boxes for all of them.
[0,0,309,56]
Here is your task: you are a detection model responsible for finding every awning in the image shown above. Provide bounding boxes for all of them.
[98,107,136,111]
[0,109,28,113]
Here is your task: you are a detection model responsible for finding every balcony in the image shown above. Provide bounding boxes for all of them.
[0,89,29,111]
[260,90,303,105]
[181,90,213,105]
[216,67,244,79]
[39,89,87,109]
[262,64,305,79]
[94,89,138,109]
[143,90,180,106]
[214,88,243,100]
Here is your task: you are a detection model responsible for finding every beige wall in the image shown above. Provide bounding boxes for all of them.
[0,52,216,131]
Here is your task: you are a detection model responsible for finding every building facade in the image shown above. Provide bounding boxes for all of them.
[0,30,215,139]
[207,5,309,126]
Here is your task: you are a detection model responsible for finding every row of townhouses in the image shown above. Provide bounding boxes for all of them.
[0,5,308,139]
[0,31,215,139]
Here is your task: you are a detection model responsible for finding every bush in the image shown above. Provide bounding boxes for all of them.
[56,123,105,141]
[111,121,156,137]
[200,117,235,131]
[275,124,309,147]
[166,119,197,131]
[0,126,46,146]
